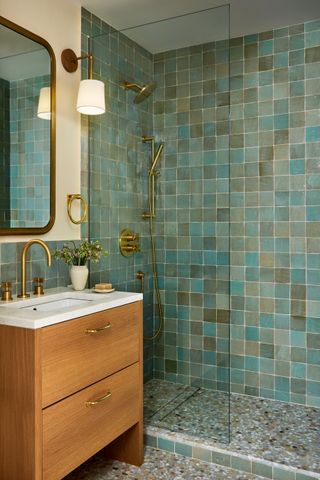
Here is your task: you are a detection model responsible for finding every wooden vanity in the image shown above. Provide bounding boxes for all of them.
[0,300,143,479]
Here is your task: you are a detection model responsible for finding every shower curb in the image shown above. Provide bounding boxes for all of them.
[145,426,320,480]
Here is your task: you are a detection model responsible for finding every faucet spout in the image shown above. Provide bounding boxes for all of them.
[18,239,52,299]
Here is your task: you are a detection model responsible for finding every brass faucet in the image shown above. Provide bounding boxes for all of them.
[18,239,52,299]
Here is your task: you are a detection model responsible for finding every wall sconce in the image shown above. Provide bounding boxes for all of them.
[37,87,51,120]
[61,48,105,115]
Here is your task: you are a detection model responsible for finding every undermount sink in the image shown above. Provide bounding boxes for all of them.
[2,291,94,312]
[21,297,93,312]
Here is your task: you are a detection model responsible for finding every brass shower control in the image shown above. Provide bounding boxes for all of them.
[1,282,13,301]
[119,229,140,257]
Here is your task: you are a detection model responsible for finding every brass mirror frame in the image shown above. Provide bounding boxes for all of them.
[0,16,56,235]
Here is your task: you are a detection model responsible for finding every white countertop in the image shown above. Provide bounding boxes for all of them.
[0,287,143,329]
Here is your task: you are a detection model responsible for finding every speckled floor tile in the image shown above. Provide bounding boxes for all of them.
[149,386,230,443]
[144,379,198,423]
[144,380,320,474]
[64,446,263,479]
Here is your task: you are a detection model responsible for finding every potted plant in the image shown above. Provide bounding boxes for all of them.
[53,240,108,291]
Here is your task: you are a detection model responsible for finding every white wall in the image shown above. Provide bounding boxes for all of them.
[1,0,82,242]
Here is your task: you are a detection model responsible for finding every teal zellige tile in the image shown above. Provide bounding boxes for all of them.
[175,442,192,457]
[296,472,320,480]
[211,450,231,467]
[230,456,252,473]
[144,434,157,448]
[192,446,211,462]
[158,437,174,452]
[272,466,296,480]
[252,461,272,478]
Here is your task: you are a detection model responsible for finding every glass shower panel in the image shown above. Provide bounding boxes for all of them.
[88,28,155,382]
[88,4,230,444]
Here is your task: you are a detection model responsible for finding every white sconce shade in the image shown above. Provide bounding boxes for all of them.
[76,79,105,115]
[37,87,51,120]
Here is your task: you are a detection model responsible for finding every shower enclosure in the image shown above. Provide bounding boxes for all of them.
[84,4,320,476]
[85,4,231,445]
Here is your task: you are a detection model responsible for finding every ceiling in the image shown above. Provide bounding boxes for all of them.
[81,0,320,53]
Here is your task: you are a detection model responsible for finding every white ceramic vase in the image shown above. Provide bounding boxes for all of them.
[70,265,89,291]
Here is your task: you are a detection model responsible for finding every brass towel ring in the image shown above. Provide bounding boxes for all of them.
[67,194,88,224]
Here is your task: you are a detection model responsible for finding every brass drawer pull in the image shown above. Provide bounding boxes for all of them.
[85,323,111,334]
[86,391,111,406]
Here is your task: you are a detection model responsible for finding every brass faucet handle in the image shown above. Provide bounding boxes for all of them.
[1,282,13,301]
[33,277,44,296]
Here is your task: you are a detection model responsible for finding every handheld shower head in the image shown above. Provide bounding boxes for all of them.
[150,143,164,175]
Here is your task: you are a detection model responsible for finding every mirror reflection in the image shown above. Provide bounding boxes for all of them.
[0,23,51,229]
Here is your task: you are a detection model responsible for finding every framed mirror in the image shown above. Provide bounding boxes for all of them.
[0,16,55,234]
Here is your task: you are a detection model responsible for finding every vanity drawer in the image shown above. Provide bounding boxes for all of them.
[43,363,140,480]
[41,302,140,407]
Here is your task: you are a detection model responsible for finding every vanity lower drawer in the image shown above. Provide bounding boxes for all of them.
[41,302,140,407]
[43,362,140,480]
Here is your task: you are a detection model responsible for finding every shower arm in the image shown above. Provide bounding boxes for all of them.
[122,82,142,93]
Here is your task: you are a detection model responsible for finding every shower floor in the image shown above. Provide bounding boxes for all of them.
[144,379,320,474]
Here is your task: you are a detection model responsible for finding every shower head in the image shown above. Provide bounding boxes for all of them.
[150,143,164,175]
[121,80,157,104]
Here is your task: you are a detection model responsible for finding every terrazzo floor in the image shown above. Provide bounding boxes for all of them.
[64,446,264,479]
[144,379,320,474]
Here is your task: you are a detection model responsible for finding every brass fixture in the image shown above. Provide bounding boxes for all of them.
[61,49,93,76]
[86,391,111,407]
[18,239,52,299]
[150,143,164,175]
[121,80,157,104]
[85,323,111,334]
[119,229,140,257]
[141,136,165,341]
[121,245,139,253]
[121,232,139,242]
[136,271,145,294]
[61,48,105,115]
[142,136,164,220]
[1,282,13,301]
[33,277,44,296]
[67,194,88,224]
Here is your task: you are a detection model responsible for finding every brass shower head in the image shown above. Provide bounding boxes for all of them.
[121,80,157,104]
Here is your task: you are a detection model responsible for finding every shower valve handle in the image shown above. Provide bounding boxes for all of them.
[122,245,140,253]
[122,233,139,242]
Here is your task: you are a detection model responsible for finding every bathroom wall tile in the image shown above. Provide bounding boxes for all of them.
[79,9,320,410]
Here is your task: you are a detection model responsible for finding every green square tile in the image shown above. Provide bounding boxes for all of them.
[252,461,272,478]
[272,467,296,480]
[158,438,174,452]
[175,442,192,457]
[231,456,252,473]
